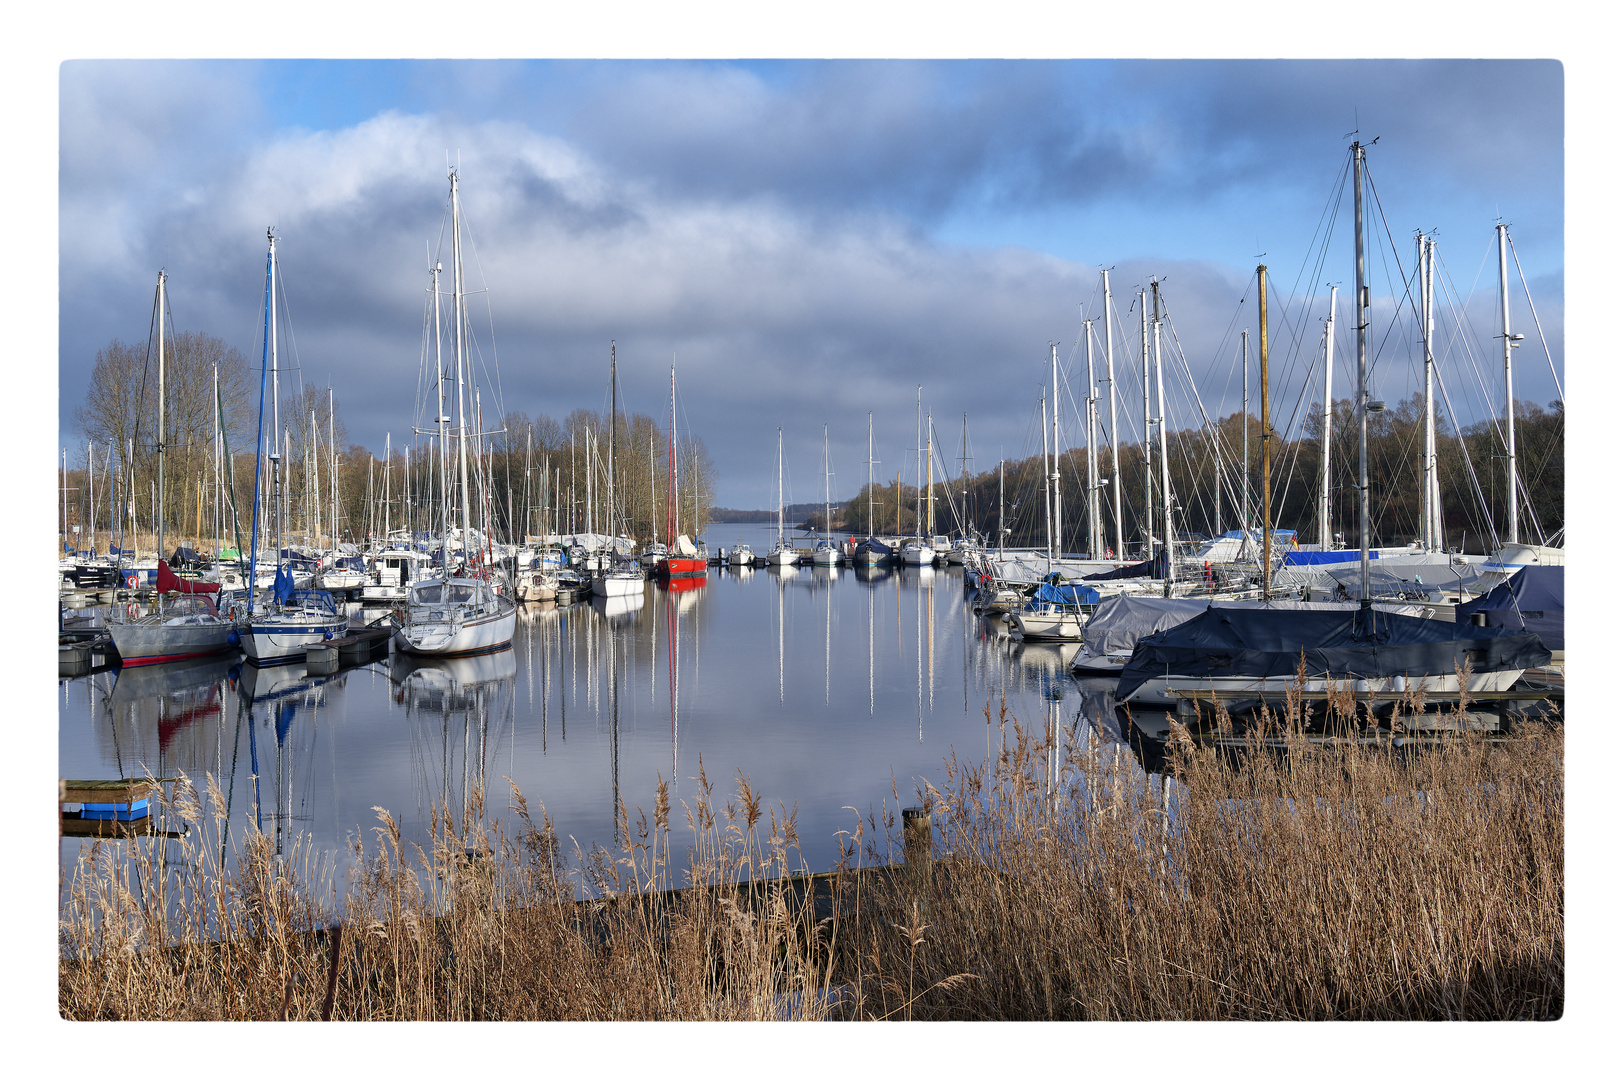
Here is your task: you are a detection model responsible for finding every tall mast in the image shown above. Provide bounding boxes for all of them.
[270,238,283,570]
[384,432,392,542]
[1050,342,1062,557]
[668,366,678,545]
[1354,141,1371,601]
[1497,222,1521,545]
[986,457,999,555]
[1139,287,1152,560]
[247,232,274,604]
[609,341,618,542]
[1320,286,1337,550]
[777,427,785,545]
[926,413,934,536]
[1103,270,1121,559]
[867,411,875,535]
[433,257,450,578]
[1041,391,1052,559]
[451,170,474,572]
[1241,329,1250,551]
[329,388,338,546]
[211,366,219,554]
[823,424,831,544]
[1259,264,1273,598]
[1423,239,1442,550]
[1153,281,1173,589]
[1084,316,1100,559]
[156,270,166,565]
[914,386,922,536]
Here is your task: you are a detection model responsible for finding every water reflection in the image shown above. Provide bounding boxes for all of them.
[61,544,1149,879]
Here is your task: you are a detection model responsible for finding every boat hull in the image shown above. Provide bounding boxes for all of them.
[1012,609,1086,641]
[107,619,238,667]
[657,557,708,579]
[1123,667,1527,706]
[592,572,644,597]
[241,615,349,665]
[392,596,518,657]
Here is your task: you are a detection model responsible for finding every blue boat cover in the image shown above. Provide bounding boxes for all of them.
[1117,605,1551,700]
[859,537,893,556]
[272,565,296,605]
[1282,549,1378,566]
[1455,566,1564,652]
[1037,582,1101,606]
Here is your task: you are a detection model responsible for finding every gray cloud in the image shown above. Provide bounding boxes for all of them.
[58,60,1563,508]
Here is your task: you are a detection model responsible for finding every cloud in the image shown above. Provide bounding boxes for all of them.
[58,60,1563,508]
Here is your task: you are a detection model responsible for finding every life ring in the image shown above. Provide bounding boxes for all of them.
[125,573,139,588]
[125,602,139,619]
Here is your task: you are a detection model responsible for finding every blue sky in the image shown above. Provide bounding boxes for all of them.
[55,58,1564,510]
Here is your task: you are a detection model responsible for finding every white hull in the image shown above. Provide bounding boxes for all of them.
[591,572,644,597]
[393,579,517,656]
[901,543,935,566]
[1012,608,1086,641]
[241,613,348,664]
[766,546,798,565]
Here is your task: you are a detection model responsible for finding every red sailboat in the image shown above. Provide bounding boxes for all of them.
[656,366,707,582]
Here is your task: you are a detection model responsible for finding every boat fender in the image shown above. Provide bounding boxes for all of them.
[324,630,334,640]
[226,628,240,646]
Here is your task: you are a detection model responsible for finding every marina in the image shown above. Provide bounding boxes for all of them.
[49,57,1568,1028]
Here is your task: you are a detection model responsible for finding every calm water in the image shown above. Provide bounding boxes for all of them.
[58,522,1135,884]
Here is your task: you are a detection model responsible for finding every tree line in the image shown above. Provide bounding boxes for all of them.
[62,332,718,556]
[827,395,1563,557]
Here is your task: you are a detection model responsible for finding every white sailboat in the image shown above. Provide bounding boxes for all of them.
[393,169,517,657]
[107,271,238,667]
[237,232,348,665]
[810,424,840,566]
[767,429,797,565]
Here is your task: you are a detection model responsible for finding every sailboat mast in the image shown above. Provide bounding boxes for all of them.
[247,232,274,604]
[1050,342,1062,558]
[1241,329,1250,549]
[451,171,473,572]
[998,459,1005,558]
[1041,392,1052,560]
[157,270,166,564]
[1139,288,1151,560]
[1103,270,1121,559]
[1084,317,1100,559]
[609,341,618,543]
[867,412,875,535]
[433,258,450,577]
[1424,239,1442,550]
[777,428,785,545]
[329,389,337,547]
[823,424,831,544]
[1354,141,1371,601]
[926,413,934,537]
[1498,222,1520,545]
[668,366,677,545]
[1321,286,1337,550]
[1259,264,1273,598]
[1153,282,1173,590]
[914,386,922,536]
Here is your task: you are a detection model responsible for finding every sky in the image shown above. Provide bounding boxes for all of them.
[55,57,1566,510]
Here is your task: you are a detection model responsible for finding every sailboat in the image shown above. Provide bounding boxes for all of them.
[810,425,840,566]
[766,428,798,566]
[1117,141,1550,709]
[591,343,645,598]
[393,169,518,657]
[238,231,347,665]
[106,271,238,667]
[656,366,708,580]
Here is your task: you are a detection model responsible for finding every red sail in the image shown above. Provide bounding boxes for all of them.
[157,558,221,594]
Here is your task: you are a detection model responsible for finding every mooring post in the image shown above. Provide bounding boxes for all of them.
[903,805,932,897]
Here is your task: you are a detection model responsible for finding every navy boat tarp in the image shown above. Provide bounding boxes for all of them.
[1455,566,1564,652]
[1117,605,1551,701]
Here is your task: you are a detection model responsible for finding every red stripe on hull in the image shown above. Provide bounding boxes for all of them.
[119,646,236,667]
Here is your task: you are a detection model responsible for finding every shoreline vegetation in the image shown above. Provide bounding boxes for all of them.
[60,702,1562,1021]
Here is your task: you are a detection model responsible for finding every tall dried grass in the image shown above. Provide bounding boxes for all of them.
[59,710,1562,1021]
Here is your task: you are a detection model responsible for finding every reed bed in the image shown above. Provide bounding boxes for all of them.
[59,704,1562,1021]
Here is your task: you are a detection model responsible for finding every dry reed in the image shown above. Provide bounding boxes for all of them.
[59,710,1562,1021]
